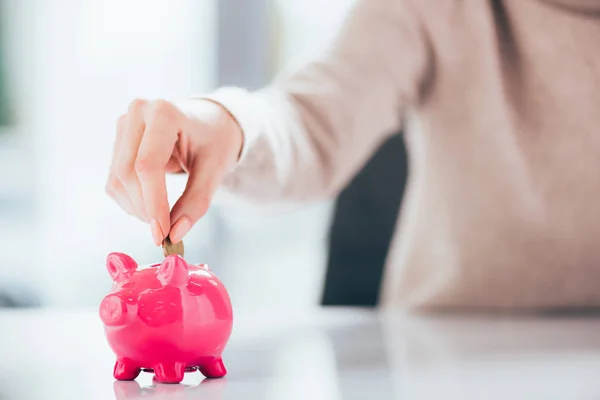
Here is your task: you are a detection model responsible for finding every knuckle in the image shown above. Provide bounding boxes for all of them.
[128,98,147,113]
[105,176,120,196]
[116,114,127,131]
[149,99,176,120]
[134,155,158,174]
[114,161,131,181]
[104,183,113,197]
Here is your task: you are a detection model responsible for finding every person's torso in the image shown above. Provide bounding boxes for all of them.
[381,0,600,310]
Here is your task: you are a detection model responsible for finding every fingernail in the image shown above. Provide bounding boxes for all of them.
[170,216,192,244]
[150,219,164,247]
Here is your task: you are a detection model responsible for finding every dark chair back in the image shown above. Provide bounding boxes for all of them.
[321,133,408,307]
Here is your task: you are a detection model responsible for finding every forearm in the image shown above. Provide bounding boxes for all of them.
[201,0,430,206]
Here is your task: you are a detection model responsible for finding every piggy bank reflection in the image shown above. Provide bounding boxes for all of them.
[99,252,233,384]
[113,378,227,400]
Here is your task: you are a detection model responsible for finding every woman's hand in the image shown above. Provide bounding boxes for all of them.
[105,98,243,246]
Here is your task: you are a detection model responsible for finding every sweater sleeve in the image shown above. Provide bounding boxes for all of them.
[200,0,430,206]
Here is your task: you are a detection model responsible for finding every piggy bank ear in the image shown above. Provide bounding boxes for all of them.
[106,252,137,282]
[157,255,189,287]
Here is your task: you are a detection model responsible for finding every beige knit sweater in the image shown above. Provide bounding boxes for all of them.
[204,0,600,311]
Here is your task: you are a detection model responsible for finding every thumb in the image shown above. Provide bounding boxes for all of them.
[168,157,223,243]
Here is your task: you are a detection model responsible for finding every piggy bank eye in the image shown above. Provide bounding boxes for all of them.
[185,276,204,296]
[137,288,182,327]
[119,288,136,304]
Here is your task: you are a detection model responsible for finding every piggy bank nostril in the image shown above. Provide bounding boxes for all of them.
[100,295,127,326]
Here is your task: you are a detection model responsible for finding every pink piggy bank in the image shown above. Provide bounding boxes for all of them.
[99,252,233,384]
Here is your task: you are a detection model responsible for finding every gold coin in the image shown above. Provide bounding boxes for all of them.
[162,236,184,258]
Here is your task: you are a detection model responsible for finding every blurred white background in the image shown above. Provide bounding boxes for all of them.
[0,0,356,311]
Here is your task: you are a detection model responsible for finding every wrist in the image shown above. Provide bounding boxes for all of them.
[192,87,261,169]
[178,98,244,167]
[204,99,244,162]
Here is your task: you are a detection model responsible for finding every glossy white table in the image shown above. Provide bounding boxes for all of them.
[1,307,600,400]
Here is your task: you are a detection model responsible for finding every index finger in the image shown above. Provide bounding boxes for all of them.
[134,101,182,244]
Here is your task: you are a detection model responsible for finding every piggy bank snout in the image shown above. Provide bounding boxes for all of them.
[100,294,129,326]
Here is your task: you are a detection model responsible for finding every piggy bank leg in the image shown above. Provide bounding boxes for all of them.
[113,359,141,381]
[199,358,227,378]
[153,362,186,384]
